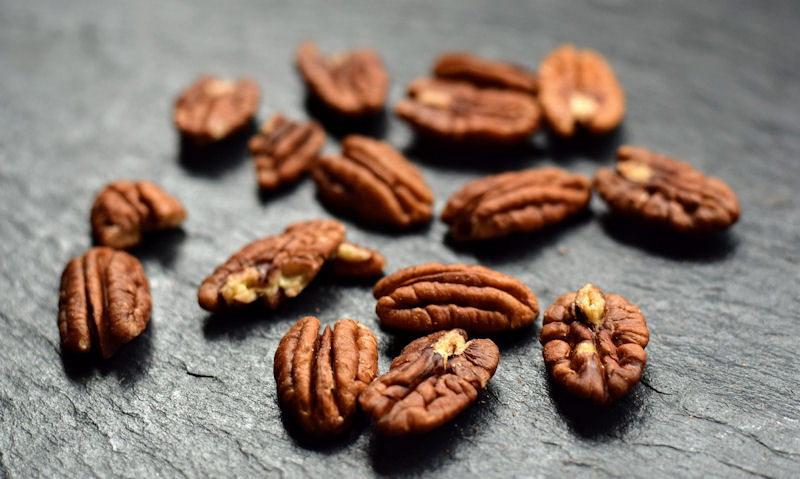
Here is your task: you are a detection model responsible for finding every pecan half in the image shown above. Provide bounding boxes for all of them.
[58,247,151,359]
[91,181,186,249]
[173,75,260,143]
[311,135,434,228]
[433,52,537,94]
[395,78,541,143]
[539,284,649,404]
[373,263,539,333]
[441,168,591,241]
[197,220,345,312]
[593,146,740,232]
[295,41,389,116]
[330,241,386,279]
[248,113,326,191]
[274,316,378,436]
[359,329,499,435]
[538,44,625,137]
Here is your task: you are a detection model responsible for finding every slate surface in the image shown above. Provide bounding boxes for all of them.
[1,0,799,477]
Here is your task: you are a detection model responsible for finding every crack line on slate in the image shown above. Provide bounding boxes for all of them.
[717,458,772,479]
[630,441,695,454]
[687,411,800,458]
[639,378,672,395]
[186,370,218,379]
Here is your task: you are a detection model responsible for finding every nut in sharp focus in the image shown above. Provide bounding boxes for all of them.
[91,180,186,249]
[58,247,151,359]
[373,263,539,333]
[593,145,740,232]
[274,316,378,436]
[441,168,591,241]
[433,52,538,94]
[539,283,649,404]
[359,329,499,435]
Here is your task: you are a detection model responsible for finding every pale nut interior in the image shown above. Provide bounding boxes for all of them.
[337,242,372,262]
[204,79,236,97]
[417,89,453,108]
[617,160,654,182]
[575,283,605,327]
[432,330,470,368]
[220,267,309,305]
[574,341,597,355]
[569,93,599,122]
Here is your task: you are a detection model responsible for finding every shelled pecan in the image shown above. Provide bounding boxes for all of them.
[329,241,386,279]
[311,135,434,228]
[58,247,151,359]
[433,52,537,94]
[359,329,499,435]
[174,75,260,143]
[91,180,186,249]
[539,284,649,404]
[441,168,591,241]
[373,263,539,333]
[593,146,740,232]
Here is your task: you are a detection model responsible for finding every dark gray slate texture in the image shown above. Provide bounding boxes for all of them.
[1,0,799,477]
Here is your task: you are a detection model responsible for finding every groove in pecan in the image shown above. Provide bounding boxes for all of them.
[373,263,539,333]
[359,329,499,435]
[433,52,537,94]
[395,78,541,143]
[441,168,591,241]
[174,75,260,143]
[538,44,625,137]
[593,146,740,232]
[539,284,649,404]
[311,135,434,228]
[248,113,326,191]
[197,219,345,312]
[58,247,151,359]
[91,180,186,249]
[296,41,389,116]
[274,316,378,436]
[329,241,386,279]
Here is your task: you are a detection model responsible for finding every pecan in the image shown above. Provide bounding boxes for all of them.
[329,241,386,279]
[593,146,740,232]
[311,135,434,228]
[441,168,591,241]
[373,263,539,333]
[58,247,151,359]
[395,78,541,144]
[538,44,625,137]
[91,180,186,249]
[539,284,649,404]
[359,329,499,435]
[295,41,389,116]
[197,219,345,312]
[173,75,260,143]
[433,52,537,94]
[248,113,326,191]
[274,316,378,436]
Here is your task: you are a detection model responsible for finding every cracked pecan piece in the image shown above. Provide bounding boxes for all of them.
[540,284,649,404]
[174,75,260,143]
[374,263,539,333]
[433,52,537,94]
[441,168,591,241]
[295,41,389,116]
[395,78,541,143]
[359,329,499,435]
[248,113,326,191]
[274,316,378,436]
[197,219,345,312]
[58,247,151,359]
[311,135,434,228]
[538,44,624,137]
[91,180,186,249]
[329,241,386,279]
[593,146,740,232]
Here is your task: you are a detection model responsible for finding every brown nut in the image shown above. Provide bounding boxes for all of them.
[359,329,499,435]
[373,263,539,333]
[173,75,260,143]
[539,283,649,404]
[295,41,389,116]
[311,135,434,228]
[593,146,740,232]
[248,113,326,191]
[90,180,186,249]
[197,219,345,312]
[58,247,151,359]
[441,168,591,241]
[538,44,624,137]
[274,316,378,436]
[433,52,537,94]
[395,78,541,144]
[329,241,386,279]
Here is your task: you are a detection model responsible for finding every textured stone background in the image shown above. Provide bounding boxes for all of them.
[1,0,799,477]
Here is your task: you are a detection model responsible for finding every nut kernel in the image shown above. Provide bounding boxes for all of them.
[336,242,372,262]
[574,341,597,355]
[569,93,599,121]
[433,329,469,367]
[574,283,605,327]
[617,160,654,182]
[221,267,271,305]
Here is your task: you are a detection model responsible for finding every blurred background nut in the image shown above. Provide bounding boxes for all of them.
[433,51,538,94]
[174,75,260,143]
